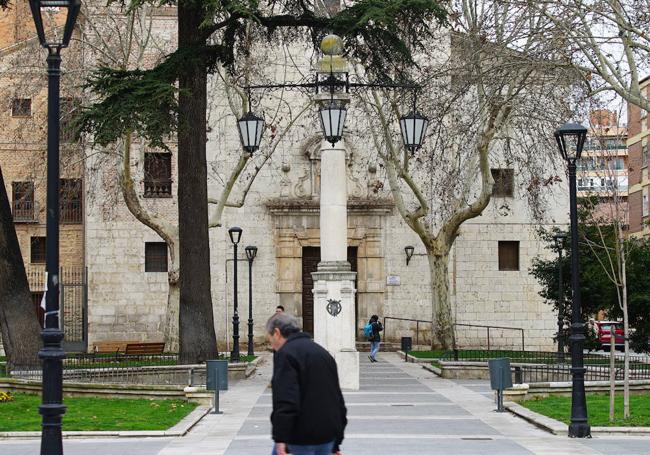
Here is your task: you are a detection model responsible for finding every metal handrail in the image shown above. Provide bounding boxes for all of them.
[454,323,525,351]
[383,317,526,351]
[383,316,431,348]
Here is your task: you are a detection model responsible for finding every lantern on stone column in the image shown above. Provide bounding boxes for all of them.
[319,100,347,146]
[237,111,265,154]
[399,110,429,153]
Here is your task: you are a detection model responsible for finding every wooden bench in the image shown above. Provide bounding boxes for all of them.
[93,341,138,354]
[124,342,165,355]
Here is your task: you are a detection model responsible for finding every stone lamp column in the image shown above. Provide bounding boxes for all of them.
[310,34,359,389]
[312,137,359,390]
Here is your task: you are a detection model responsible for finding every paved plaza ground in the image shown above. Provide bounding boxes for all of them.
[1,353,649,454]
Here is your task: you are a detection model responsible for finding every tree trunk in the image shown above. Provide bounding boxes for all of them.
[163,269,180,353]
[621,237,630,419]
[609,331,616,422]
[0,166,42,370]
[177,3,218,364]
[427,251,455,350]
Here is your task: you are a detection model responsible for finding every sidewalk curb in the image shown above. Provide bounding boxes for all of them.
[0,405,211,439]
[421,363,442,376]
[506,401,650,436]
[505,401,568,435]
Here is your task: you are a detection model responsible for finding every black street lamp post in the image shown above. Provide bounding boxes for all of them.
[228,227,243,362]
[554,122,591,438]
[554,233,567,363]
[245,246,258,357]
[29,2,80,454]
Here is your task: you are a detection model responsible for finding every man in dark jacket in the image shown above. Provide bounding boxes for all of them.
[267,313,347,455]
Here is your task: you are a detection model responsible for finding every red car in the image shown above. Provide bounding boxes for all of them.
[595,321,625,351]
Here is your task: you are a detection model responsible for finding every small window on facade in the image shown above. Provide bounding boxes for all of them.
[11,98,31,117]
[498,241,519,271]
[60,97,80,143]
[643,143,649,168]
[145,242,168,272]
[30,236,46,264]
[643,187,649,218]
[12,181,35,222]
[144,153,172,197]
[60,179,82,223]
[491,169,514,198]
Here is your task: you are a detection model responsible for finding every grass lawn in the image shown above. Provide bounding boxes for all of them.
[0,394,198,431]
[521,394,650,427]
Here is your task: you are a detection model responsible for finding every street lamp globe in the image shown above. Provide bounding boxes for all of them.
[319,100,347,146]
[29,0,81,49]
[237,111,265,154]
[228,226,243,245]
[245,245,258,262]
[554,122,588,162]
[399,111,429,153]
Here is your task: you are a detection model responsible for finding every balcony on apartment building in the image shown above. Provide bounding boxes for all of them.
[12,200,39,223]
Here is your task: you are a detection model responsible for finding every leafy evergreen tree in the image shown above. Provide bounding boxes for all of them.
[531,199,650,353]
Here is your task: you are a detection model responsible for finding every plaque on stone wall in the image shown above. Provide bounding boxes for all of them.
[386,275,401,286]
[326,299,342,317]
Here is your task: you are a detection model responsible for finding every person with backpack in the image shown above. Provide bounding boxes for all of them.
[364,315,383,363]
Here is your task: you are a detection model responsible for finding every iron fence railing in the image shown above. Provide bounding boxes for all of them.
[439,349,650,365]
[513,362,650,384]
[7,353,251,386]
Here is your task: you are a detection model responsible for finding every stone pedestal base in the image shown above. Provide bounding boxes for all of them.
[312,261,359,391]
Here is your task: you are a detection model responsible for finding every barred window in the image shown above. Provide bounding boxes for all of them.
[31,236,46,264]
[491,169,514,198]
[60,97,81,143]
[144,153,172,197]
[60,179,82,223]
[11,98,32,117]
[145,242,168,272]
[498,241,519,271]
[12,181,35,222]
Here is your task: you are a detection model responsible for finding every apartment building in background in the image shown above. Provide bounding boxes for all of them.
[577,109,628,223]
[628,77,650,236]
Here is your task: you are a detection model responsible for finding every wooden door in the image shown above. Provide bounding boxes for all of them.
[301,247,357,336]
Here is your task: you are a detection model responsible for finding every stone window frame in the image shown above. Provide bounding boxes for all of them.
[11,98,32,117]
[145,242,168,272]
[498,240,520,271]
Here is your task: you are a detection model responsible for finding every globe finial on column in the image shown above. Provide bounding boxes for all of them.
[321,34,343,56]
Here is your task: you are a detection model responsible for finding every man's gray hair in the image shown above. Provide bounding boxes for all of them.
[266,313,301,338]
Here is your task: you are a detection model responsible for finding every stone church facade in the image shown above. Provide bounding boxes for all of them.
[85,90,569,353]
